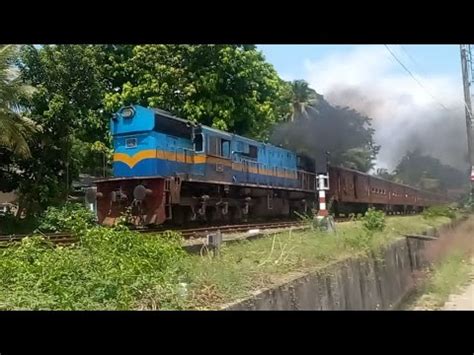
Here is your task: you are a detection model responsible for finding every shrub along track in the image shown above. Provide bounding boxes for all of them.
[0,220,305,249]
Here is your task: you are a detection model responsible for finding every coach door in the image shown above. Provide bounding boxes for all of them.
[353,174,358,199]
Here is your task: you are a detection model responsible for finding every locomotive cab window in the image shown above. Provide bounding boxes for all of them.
[193,133,204,153]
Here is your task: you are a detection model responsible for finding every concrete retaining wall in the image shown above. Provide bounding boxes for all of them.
[223,219,468,310]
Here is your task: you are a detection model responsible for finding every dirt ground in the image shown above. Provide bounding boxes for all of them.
[406,217,474,311]
[441,264,474,310]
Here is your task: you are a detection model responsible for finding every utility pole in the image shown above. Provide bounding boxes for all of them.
[460,45,474,197]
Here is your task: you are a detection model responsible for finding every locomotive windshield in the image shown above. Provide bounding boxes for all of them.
[154,113,192,139]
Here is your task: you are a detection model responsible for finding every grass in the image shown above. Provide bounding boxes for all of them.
[404,215,474,310]
[406,253,472,309]
[0,208,460,310]
[183,215,452,309]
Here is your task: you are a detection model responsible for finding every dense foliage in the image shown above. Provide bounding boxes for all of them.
[37,202,96,234]
[422,205,457,220]
[104,45,291,139]
[0,222,188,310]
[361,208,386,232]
[392,149,466,192]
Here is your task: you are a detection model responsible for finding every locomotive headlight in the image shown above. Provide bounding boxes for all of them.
[121,106,135,119]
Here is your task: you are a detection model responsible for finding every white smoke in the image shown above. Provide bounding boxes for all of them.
[302,45,468,171]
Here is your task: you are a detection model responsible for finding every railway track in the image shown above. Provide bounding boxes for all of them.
[0,213,420,248]
[0,220,305,248]
[0,233,77,248]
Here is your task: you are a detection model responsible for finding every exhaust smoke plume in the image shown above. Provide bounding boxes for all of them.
[302,46,469,172]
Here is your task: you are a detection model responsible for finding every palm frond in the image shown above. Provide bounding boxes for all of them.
[0,44,35,158]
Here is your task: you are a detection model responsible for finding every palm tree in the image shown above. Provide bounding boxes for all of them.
[0,45,36,158]
[288,80,320,121]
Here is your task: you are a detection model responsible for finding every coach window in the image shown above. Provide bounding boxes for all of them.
[194,133,204,153]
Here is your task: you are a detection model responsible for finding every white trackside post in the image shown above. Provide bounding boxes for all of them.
[317,173,329,219]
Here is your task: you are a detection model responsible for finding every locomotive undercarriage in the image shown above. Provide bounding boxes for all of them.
[168,180,316,226]
[94,176,316,227]
[94,175,430,228]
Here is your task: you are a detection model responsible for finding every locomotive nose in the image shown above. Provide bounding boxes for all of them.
[133,184,153,200]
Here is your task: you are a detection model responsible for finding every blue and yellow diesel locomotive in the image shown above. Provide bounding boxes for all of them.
[88,105,448,226]
[91,105,318,226]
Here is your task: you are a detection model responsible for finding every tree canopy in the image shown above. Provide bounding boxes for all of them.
[391,149,467,192]
[0,45,37,158]
[104,45,290,139]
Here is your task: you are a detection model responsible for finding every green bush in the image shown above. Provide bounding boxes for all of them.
[0,226,188,310]
[361,208,385,232]
[422,205,456,220]
[37,202,96,234]
[342,230,375,254]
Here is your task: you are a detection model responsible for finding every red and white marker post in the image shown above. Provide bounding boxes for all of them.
[317,173,330,219]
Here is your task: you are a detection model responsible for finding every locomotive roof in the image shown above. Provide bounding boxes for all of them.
[151,106,291,152]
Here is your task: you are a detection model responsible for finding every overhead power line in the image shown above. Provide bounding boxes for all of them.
[383,44,450,111]
[399,45,473,117]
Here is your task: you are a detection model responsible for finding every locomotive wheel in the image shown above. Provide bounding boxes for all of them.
[229,206,242,223]
[205,207,219,223]
[172,206,186,226]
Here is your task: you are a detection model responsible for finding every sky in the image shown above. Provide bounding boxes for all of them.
[257,45,468,171]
